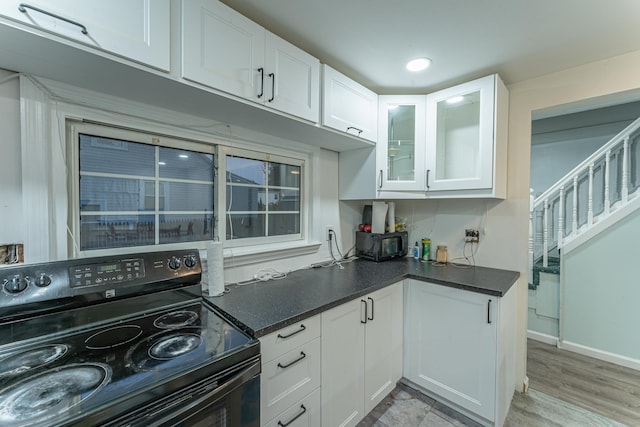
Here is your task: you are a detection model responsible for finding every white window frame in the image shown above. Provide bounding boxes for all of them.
[219,145,307,249]
[68,121,217,258]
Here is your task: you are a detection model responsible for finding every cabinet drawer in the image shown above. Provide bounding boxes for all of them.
[261,337,321,423]
[264,388,320,427]
[260,315,320,363]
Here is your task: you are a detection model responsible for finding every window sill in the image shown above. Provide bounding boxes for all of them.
[207,241,322,267]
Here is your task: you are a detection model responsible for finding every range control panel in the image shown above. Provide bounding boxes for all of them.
[70,258,145,288]
[0,250,201,313]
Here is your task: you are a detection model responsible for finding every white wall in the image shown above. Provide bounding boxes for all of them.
[0,70,22,244]
[562,208,640,362]
[530,136,609,195]
[509,48,640,385]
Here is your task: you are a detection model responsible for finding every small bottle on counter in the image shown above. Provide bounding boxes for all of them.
[421,238,431,261]
[413,241,420,259]
[436,245,448,263]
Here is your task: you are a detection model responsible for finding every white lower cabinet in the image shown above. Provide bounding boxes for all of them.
[321,282,403,427]
[404,279,516,427]
[260,315,321,426]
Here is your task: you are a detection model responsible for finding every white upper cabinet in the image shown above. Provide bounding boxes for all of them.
[264,32,320,123]
[182,0,264,100]
[0,0,170,71]
[182,0,320,123]
[339,74,508,200]
[425,74,498,193]
[376,95,427,192]
[322,65,378,142]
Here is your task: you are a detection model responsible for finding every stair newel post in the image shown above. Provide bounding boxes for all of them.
[588,163,594,226]
[528,189,534,284]
[558,186,565,249]
[572,175,578,236]
[605,150,611,216]
[622,136,629,204]
[543,198,549,268]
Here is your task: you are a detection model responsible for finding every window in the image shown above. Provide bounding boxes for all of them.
[225,151,303,245]
[70,123,215,253]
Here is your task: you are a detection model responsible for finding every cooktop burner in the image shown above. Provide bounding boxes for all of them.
[85,325,143,350]
[153,310,199,329]
[0,363,111,426]
[149,331,203,360]
[0,344,69,379]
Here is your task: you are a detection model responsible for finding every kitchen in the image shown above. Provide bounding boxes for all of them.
[1,1,640,426]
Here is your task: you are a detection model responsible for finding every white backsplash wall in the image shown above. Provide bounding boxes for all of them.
[340,198,519,271]
[0,70,23,246]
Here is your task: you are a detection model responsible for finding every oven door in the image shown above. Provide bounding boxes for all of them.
[109,356,260,427]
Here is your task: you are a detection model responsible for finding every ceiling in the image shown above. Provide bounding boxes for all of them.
[219,0,640,94]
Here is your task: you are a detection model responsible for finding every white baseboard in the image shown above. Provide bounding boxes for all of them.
[559,340,640,371]
[527,330,559,346]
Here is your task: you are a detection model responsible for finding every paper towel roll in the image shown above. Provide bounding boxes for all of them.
[206,241,225,296]
[387,202,396,233]
[372,201,388,234]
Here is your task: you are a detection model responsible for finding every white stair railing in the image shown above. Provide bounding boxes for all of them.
[530,116,640,275]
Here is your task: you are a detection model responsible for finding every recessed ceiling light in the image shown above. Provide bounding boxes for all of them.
[406,57,431,72]
[446,96,464,104]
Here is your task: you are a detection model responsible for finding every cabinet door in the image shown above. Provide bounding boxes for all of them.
[264,32,320,123]
[321,298,366,427]
[377,95,427,192]
[364,282,403,414]
[322,65,378,142]
[182,0,265,101]
[0,0,170,70]
[425,75,496,191]
[404,280,497,421]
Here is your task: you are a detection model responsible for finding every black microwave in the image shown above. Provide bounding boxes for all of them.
[355,231,408,262]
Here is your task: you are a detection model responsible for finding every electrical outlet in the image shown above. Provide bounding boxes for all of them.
[325,226,334,242]
[465,229,480,243]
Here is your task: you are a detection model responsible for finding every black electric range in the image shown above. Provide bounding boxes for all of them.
[0,250,260,427]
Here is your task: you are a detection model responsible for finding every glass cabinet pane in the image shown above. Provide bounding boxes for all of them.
[387,105,417,182]
[435,90,481,181]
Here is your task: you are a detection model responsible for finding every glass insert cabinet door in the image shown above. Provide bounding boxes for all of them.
[377,95,427,192]
[425,74,496,192]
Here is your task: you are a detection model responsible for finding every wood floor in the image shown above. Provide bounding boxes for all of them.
[526,339,640,425]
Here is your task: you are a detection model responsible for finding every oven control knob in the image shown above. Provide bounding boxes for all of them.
[168,256,182,270]
[34,274,52,287]
[184,255,197,268]
[5,276,28,294]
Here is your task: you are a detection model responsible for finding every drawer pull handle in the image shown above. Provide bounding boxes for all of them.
[277,404,307,427]
[18,3,89,35]
[257,67,264,98]
[268,73,275,102]
[277,324,306,339]
[361,299,367,324]
[277,351,306,369]
[346,126,363,136]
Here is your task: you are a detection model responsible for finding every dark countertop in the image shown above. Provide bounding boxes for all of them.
[206,258,520,338]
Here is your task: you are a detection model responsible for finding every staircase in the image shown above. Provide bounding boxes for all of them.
[529,116,640,288]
